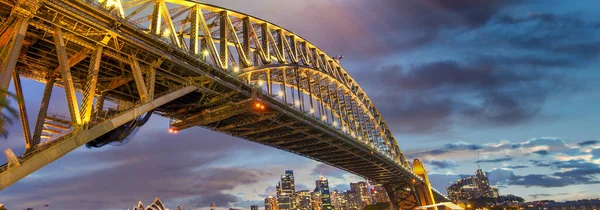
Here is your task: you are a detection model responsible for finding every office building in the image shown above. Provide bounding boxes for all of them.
[265,196,278,210]
[277,170,296,210]
[371,185,389,203]
[296,190,312,210]
[446,169,499,201]
[350,181,370,208]
[315,176,333,210]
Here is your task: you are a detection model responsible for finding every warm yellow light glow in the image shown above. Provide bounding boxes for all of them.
[258,80,265,86]
[233,66,240,73]
[277,91,284,97]
[332,121,338,126]
[321,115,327,121]
[105,0,116,7]
[294,101,300,107]
[163,29,170,37]
[202,50,209,56]
[309,108,315,114]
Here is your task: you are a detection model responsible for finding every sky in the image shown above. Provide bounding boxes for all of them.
[2,0,600,209]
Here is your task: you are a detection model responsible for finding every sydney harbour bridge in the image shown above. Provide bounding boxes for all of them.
[0,0,449,208]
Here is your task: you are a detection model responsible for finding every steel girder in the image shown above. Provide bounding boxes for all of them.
[0,0,450,203]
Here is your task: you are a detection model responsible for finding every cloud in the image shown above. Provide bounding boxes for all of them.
[311,163,347,179]
[426,160,459,169]
[488,162,600,188]
[428,174,466,194]
[578,140,600,147]
[476,156,513,163]
[406,137,584,162]
[0,129,277,209]
[532,150,549,155]
[505,165,528,169]
[330,183,350,192]
[352,60,566,133]
[529,193,570,199]
[271,0,519,62]
[496,12,599,29]
[532,159,599,170]
[259,186,277,198]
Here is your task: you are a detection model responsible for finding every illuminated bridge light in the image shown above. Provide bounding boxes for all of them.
[257,80,265,86]
[254,101,266,111]
[105,0,116,7]
[202,50,209,56]
[233,66,240,73]
[332,121,338,127]
[163,29,170,37]
[309,108,314,114]
[321,115,327,121]
[168,128,179,134]
[277,91,284,97]
[294,101,300,107]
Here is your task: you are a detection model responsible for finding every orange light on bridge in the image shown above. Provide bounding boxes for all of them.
[168,128,179,134]
[254,101,266,111]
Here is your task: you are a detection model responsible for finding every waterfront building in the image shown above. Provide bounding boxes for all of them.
[446,169,499,201]
[265,196,278,210]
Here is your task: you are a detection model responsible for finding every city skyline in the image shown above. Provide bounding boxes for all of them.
[1,0,599,209]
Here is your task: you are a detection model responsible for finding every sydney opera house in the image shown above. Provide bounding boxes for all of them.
[129,197,169,210]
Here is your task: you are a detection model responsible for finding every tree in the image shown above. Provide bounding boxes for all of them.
[0,88,18,138]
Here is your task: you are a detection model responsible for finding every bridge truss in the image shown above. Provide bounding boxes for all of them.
[0,0,449,208]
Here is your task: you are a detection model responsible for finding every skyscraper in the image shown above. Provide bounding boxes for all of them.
[371,185,389,204]
[277,170,296,210]
[350,182,370,208]
[265,196,278,210]
[315,176,333,210]
[251,205,259,210]
[312,191,323,210]
[331,190,350,210]
[296,190,312,210]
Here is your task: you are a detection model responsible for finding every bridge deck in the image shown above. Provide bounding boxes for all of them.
[0,0,449,205]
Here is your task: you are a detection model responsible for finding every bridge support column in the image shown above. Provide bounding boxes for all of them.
[31,77,55,149]
[12,71,32,149]
[0,18,28,110]
[81,46,103,126]
[53,27,82,127]
[383,183,420,210]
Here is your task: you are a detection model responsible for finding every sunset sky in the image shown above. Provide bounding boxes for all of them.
[1,0,600,209]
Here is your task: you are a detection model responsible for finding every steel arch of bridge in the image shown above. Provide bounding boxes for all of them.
[0,0,450,207]
[122,0,408,165]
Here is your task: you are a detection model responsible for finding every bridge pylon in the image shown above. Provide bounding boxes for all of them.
[384,159,437,210]
[412,159,437,209]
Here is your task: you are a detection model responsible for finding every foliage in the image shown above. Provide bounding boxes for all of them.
[363,202,390,210]
[497,194,525,203]
[0,88,18,139]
